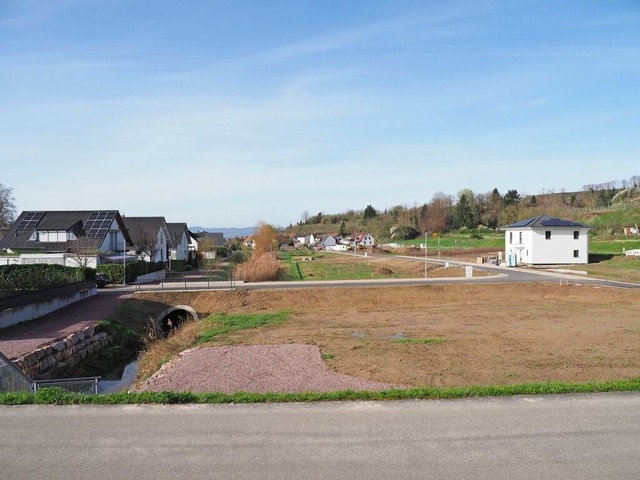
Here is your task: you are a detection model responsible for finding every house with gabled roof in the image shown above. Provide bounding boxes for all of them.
[502,215,591,266]
[0,210,132,267]
[122,216,172,264]
[166,223,190,261]
[353,232,375,248]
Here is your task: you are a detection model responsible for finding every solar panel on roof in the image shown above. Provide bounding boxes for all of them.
[508,217,535,228]
[539,218,582,227]
[17,211,44,230]
[85,210,116,238]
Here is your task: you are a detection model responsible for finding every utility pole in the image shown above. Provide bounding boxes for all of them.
[122,233,127,286]
[424,232,428,279]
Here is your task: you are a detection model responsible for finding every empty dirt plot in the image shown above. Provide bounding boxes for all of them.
[137,283,640,389]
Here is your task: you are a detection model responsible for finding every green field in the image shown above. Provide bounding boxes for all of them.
[397,232,504,250]
[278,251,420,281]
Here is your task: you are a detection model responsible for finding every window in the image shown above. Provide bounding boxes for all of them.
[35,230,67,242]
[574,231,579,240]
[545,231,551,240]
[573,250,579,258]
[519,232,523,244]
[509,232,513,243]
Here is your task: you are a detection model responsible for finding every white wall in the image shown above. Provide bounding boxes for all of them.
[0,285,96,329]
[505,228,589,265]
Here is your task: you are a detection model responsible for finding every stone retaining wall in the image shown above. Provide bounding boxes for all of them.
[15,325,113,380]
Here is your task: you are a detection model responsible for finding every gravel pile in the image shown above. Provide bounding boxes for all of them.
[136,344,401,393]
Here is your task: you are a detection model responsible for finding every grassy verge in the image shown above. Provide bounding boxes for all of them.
[3,377,640,405]
[561,255,640,284]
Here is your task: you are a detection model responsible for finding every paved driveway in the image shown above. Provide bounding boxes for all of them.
[0,292,131,360]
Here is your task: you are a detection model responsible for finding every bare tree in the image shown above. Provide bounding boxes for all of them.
[426,192,454,233]
[66,236,99,268]
[0,183,16,227]
[132,227,160,262]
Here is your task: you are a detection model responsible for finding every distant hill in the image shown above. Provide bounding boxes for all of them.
[189,226,255,238]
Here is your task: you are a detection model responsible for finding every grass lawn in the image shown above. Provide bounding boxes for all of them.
[280,252,422,281]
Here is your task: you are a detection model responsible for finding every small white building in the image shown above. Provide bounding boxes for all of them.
[502,215,591,266]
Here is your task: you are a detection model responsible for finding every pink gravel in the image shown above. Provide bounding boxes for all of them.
[136,344,402,393]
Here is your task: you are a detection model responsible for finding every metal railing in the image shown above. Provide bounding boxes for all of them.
[33,377,100,395]
[135,269,236,291]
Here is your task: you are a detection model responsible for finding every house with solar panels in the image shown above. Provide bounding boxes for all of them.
[502,215,591,266]
[0,210,132,267]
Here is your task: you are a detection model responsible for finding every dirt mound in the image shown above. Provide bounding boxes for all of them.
[374,266,394,275]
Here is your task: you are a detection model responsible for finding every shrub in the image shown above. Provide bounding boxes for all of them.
[171,260,187,271]
[0,264,94,295]
[234,253,280,282]
[229,250,247,264]
[98,260,163,284]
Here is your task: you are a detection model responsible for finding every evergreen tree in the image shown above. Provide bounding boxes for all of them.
[363,204,377,220]
[339,220,347,237]
[503,189,521,206]
[455,194,475,229]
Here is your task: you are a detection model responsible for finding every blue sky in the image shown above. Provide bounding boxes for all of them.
[1,0,639,228]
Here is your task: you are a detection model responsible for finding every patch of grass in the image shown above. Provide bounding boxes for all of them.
[4,377,640,405]
[402,232,504,250]
[394,338,446,345]
[321,353,335,360]
[197,311,291,344]
[589,239,640,255]
[563,255,640,283]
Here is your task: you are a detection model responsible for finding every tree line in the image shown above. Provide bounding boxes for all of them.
[292,174,639,240]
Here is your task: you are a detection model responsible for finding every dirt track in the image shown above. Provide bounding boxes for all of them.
[137,282,640,390]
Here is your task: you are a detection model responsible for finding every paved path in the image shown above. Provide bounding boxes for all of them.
[2,392,640,479]
[0,292,131,360]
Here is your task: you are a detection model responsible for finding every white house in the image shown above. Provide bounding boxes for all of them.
[502,215,591,266]
[317,234,337,249]
[354,232,375,248]
[122,216,172,264]
[167,223,190,261]
[0,210,132,267]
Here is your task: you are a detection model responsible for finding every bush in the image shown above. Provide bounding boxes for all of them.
[0,264,94,295]
[98,260,164,284]
[469,232,484,239]
[171,260,187,271]
[234,253,280,282]
[229,250,247,264]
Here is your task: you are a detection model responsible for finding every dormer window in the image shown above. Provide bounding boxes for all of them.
[32,230,69,242]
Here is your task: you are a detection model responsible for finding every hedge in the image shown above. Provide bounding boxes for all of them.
[97,261,165,285]
[0,264,94,296]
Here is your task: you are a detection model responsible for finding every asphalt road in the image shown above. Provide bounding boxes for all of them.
[102,253,639,294]
[2,392,640,479]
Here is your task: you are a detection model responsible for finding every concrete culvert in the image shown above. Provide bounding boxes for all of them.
[156,305,198,336]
